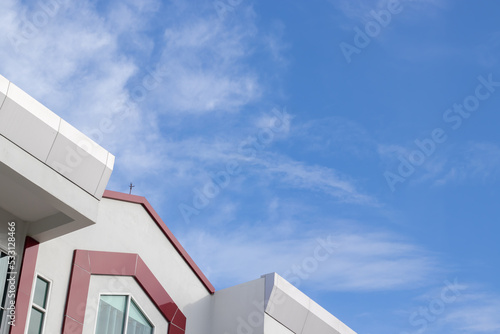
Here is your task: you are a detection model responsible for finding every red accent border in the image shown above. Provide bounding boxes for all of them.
[103,190,215,294]
[10,237,39,334]
[62,250,187,334]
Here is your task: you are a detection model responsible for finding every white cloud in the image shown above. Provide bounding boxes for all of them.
[0,0,286,190]
[152,7,262,114]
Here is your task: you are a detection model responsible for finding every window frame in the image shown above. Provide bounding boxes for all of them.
[26,274,51,334]
[94,293,155,334]
[0,248,11,334]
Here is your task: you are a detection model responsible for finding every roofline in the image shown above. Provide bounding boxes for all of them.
[102,190,215,294]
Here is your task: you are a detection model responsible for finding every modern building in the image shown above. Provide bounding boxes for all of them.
[0,74,357,334]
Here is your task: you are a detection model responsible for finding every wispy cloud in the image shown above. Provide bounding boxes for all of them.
[434,142,500,186]
[255,153,377,205]
[378,141,500,188]
[298,116,377,159]
[399,284,500,334]
[444,290,500,333]
[332,0,448,23]
[180,224,438,291]
[477,31,500,68]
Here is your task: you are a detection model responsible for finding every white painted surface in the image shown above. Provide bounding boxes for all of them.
[0,169,58,222]
[211,277,265,334]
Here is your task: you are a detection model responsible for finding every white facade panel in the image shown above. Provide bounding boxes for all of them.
[45,119,109,196]
[94,153,115,198]
[267,285,310,334]
[0,82,60,162]
[211,277,265,334]
[264,314,294,334]
[0,75,8,109]
[301,311,340,334]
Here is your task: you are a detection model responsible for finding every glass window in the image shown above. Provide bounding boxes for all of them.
[33,277,49,308]
[126,300,153,334]
[96,295,153,334]
[0,251,9,329]
[96,295,127,334]
[27,276,50,334]
[27,308,43,334]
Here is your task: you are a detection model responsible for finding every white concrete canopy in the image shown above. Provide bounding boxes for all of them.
[0,74,115,242]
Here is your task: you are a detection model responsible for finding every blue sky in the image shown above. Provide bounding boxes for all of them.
[1,0,500,333]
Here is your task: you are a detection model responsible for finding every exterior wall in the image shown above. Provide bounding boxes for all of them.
[211,278,265,334]
[0,209,27,334]
[33,198,212,333]
[0,208,26,260]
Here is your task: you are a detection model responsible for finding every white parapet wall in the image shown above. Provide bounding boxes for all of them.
[211,273,357,334]
[263,273,357,334]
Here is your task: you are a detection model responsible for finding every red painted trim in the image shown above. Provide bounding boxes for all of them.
[102,190,215,294]
[10,237,39,334]
[62,250,186,334]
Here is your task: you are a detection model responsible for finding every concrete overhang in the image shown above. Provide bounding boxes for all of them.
[0,74,114,242]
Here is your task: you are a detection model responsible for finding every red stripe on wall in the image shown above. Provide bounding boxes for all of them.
[62,250,186,334]
[10,237,39,334]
